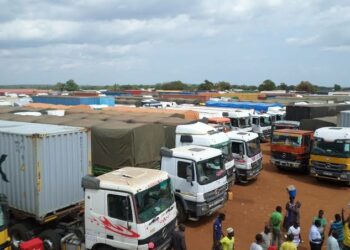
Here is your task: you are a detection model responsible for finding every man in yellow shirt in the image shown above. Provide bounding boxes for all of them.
[280,234,297,250]
[343,208,350,250]
[220,227,234,250]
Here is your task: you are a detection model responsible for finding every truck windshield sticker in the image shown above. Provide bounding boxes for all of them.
[0,154,9,183]
[100,217,140,238]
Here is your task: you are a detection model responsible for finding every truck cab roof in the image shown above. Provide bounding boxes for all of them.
[226,131,259,141]
[85,167,169,194]
[208,117,230,123]
[223,110,251,118]
[274,129,313,135]
[176,122,217,135]
[314,127,350,141]
[161,145,222,162]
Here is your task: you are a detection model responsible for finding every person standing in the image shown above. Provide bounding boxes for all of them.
[287,221,301,247]
[213,213,225,250]
[285,197,301,231]
[270,206,283,249]
[220,227,234,250]
[260,225,271,250]
[327,231,340,250]
[280,234,297,250]
[250,234,264,250]
[171,224,187,250]
[313,209,327,247]
[329,213,344,248]
[309,220,322,250]
[342,208,350,250]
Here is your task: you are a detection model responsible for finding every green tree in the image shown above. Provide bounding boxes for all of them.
[158,81,189,90]
[198,80,215,91]
[258,79,276,91]
[296,81,317,93]
[215,81,231,91]
[334,84,342,91]
[53,82,65,91]
[65,79,79,91]
[277,83,288,91]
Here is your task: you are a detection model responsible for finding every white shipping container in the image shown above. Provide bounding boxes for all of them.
[338,110,350,127]
[0,120,91,221]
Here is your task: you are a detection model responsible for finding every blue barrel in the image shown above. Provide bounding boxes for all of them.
[287,185,297,198]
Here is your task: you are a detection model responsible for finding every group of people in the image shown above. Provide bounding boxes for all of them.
[211,195,350,250]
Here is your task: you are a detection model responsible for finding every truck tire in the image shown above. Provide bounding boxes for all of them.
[39,229,61,250]
[9,223,32,247]
[176,202,187,223]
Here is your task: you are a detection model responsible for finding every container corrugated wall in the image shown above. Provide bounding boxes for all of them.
[338,110,350,127]
[32,96,115,106]
[0,121,91,221]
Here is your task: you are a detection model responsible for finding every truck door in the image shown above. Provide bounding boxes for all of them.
[174,160,198,203]
[104,192,138,249]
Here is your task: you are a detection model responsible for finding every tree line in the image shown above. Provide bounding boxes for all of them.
[0,79,346,93]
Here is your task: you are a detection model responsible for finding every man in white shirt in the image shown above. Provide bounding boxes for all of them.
[309,220,322,250]
[327,231,340,250]
[260,225,271,250]
[250,234,263,250]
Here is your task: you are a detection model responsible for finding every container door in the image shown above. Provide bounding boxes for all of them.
[104,192,138,249]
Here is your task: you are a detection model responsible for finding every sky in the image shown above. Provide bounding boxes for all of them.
[0,0,350,86]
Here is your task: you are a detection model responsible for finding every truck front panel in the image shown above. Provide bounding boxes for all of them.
[310,155,350,182]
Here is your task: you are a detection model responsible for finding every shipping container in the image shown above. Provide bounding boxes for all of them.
[32,96,115,106]
[0,120,91,221]
[286,104,350,121]
[338,110,350,127]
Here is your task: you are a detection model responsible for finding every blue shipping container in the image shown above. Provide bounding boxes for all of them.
[205,100,283,112]
[32,96,115,106]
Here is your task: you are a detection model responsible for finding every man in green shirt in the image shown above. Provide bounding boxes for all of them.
[270,206,283,249]
[313,209,327,247]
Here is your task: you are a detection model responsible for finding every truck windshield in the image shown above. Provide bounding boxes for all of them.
[213,142,233,162]
[230,117,251,129]
[312,141,350,158]
[272,134,302,147]
[196,156,225,185]
[0,205,5,229]
[135,178,174,223]
[259,117,271,127]
[246,138,261,157]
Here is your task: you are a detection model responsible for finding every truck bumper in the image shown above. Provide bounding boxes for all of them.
[236,164,262,182]
[195,194,226,217]
[310,166,350,182]
[271,158,302,169]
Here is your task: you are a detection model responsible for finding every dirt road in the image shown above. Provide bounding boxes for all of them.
[185,143,349,249]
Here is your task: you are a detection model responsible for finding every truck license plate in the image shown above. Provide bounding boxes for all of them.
[323,171,333,176]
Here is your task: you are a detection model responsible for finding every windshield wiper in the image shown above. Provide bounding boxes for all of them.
[166,205,174,213]
[149,215,159,225]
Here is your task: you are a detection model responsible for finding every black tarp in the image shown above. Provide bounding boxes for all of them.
[300,116,337,131]
[286,104,350,121]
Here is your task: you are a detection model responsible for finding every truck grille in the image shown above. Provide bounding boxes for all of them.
[272,152,296,161]
[251,158,262,170]
[263,129,271,137]
[138,218,176,248]
[204,183,228,202]
[311,161,346,172]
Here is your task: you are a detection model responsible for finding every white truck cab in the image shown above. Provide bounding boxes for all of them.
[176,122,235,186]
[250,112,272,141]
[267,107,286,123]
[226,131,263,183]
[82,167,177,250]
[160,146,227,222]
[222,110,252,132]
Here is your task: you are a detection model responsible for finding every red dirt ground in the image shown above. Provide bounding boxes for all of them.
[185,143,349,249]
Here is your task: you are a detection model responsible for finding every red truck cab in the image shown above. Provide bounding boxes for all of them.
[270,129,313,172]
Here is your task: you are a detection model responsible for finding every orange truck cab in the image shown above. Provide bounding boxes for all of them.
[270,129,313,172]
[207,117,232,132]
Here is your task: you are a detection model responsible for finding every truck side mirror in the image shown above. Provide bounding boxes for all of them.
[186,165,193,185]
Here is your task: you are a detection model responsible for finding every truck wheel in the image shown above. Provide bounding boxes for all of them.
[39,229,61,250]
[9,223,32,247]
[176,202,187,223]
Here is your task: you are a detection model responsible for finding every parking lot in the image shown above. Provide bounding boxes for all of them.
[185,143,349,249]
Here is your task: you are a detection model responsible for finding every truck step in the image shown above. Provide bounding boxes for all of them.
[188,216,199,221]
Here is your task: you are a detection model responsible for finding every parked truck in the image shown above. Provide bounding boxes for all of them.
[310,127,350,185]
[207,117,232,132]
[0,120,177,250]
[271,129,313,172]
[226,131,263,183]
[250,112,272,141]
[161,145,228,222]
[175,122,235,186]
